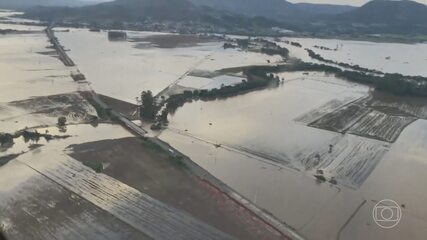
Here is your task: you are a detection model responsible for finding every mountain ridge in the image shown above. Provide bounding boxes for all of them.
[322,0,427,34]
[0,0,96,9]
[20,0,427,36]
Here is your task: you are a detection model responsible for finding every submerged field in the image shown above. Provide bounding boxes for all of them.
[2,13,427,240]
[56,29,281,103]
[0,18,290,240]
[161,69,427,239]
[282,37,427,77]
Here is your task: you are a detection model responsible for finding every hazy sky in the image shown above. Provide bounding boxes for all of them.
[288,0,427,6]
[86,0,427,7]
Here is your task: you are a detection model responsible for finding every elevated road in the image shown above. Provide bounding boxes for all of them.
[46,25,75,67]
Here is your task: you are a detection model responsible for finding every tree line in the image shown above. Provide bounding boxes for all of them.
[247,60,427,96]
[139,70,281,130]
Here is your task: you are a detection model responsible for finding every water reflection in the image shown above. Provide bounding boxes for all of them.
[161,71,427,239]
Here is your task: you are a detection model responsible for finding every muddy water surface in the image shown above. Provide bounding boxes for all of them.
[56,29,281,102]
[160,70,427,239]
[282,37,427,77]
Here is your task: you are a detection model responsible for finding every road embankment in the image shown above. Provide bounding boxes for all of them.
[45,26,75,67]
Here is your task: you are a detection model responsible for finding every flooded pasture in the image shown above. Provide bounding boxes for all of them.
[0,32,93,133]
[0,22,290,239]
[1,14,427,240]
[160,70,427,239]
[56,29,281,102]
[282,37,427,77]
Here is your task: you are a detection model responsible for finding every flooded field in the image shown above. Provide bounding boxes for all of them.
[56,29,281,102]
[2,12,427,240]
[1,125,241,240]
[0,19,290,239]
[160,70,427,239]
[0,125,147,240]
[282,37,427,77]
[0,34,93,133]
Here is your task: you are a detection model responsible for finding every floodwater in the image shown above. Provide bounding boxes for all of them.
[0,11,44,31]
[160,71,427,239]
[2,15,427,239]
[282,37,427,77]
[0,32,91,132]
[0,11,93,133]
[0,124,155,240]
[165,72,369,171]
[0,33,78,103]
[56,29,281,103]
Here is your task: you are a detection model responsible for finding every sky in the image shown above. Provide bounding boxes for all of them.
[84,0,427,7]
[288,0,427,6]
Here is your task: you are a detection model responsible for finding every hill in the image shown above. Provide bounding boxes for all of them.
[21,0,427,37]
[336,0,427,24]
[23,0,283,35]
[0,0,94,9]
[66,0,203,21]
[294,3,355,15]
[324,0,427,34]
[188,0,305,22]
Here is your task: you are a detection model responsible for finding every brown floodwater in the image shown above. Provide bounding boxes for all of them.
[160,71,427,239]
[2,17,427,239]
[56,29,282,102]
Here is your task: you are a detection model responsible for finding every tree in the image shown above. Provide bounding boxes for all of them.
[0,133,13,146]
[159,109,169,123]
[22,131,40,144]
[140,91,157,120]
[57,116,67,126]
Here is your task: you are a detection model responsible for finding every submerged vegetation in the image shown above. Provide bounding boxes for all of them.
[138,38,288,129]
[240,60,427,97]
[167,71,279,109]
[224,38,289,59]
[283,40,302,48]
[57,116,67,126]
[305,48,383,74]
[0,130,71,147]
[140,67,281,129]
[139,37,427,131]
[0,133,14,147]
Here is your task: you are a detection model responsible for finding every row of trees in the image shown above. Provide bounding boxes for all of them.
[256,39,289,58]
[230,60,427,97]
[138,57,427,131]
[139,70,281,129]
[223,38,289,59]
[283,40,302,48]
[305,48,383,75]
[162,70,279,113]
[0,130,61,147]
